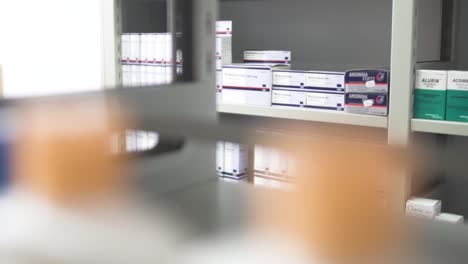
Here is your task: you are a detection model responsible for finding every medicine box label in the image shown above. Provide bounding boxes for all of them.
[244,51,291,65]
[272,71,307,108]
[345,70,389,93]
[273,70,306,88]
[414,70,447,120]
[305,92,344,111]
[272,90,307,108]
[304,72,345,92]
[222,65,273,106]
[447,71,468,122]
[345,93,388,116]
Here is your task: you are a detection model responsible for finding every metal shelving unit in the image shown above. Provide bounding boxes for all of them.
[218,104,388,128]
[412,119,468,137]
[101,0,462,208]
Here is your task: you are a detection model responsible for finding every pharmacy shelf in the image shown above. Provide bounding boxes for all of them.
[218,104,388,128]
[412,119,468,137]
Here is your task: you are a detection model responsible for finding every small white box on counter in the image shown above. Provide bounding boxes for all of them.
[406,198,442,220]
[244,50,291,65]
[305,92,344,111]
[254,145,270,174]
[304,71,345,92]
[435,213,464,225]
[269,148,289,177]
[222,64,288,106]
[216,141,225,176]
[223,142,248,179]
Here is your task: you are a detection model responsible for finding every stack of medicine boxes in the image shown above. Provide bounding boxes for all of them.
[406,198,464,224]
[415,70,468,122]
[222,51,291,106]
[216,141,249,180]
[271,70,345,110]
[344,70,390,116]
[121,33,182,87]
[254,144,297,181]
[216,21,233,103]
[215,21,248,181]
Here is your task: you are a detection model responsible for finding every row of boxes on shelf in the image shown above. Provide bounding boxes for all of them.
[218,65,390,116]
[215,21,389,116]
[216,21,390,116]
[125,130,159,153]
[406,197,464,224]
[415,70,468,122]
[122,64,182,87]
[254,145,296,179]
[121,33,182,65]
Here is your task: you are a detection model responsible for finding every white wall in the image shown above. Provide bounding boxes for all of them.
[0,0,104,97]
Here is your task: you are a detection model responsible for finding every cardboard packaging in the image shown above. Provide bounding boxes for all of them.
[223,142,248,179]
[304,71,345,92]
[216,141,225,176]
[129,33,141,63]
[435,213,464,224]
[121,34,130,62]
[345,70,390,93]
[447,71,468,122]
[244,50,291,65]
[345,93,388,116]
[254,145,270,174]
[306,92,344,111]
[272,90,307,108]
[271,70,307,108]
[216,21,232,71]
[406,198,442,220]
[414,70,447,120]
[122,65,132,86]
[222,64,288,106]
[216,70,223,103]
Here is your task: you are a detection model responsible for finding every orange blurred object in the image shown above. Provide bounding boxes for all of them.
[252,139,408,261]
[12,98,127,207]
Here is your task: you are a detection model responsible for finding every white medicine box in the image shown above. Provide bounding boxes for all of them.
[406,198,442,220]
[222,64,288,107]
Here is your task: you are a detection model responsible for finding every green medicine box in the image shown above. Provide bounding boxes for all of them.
[447,71,468,122]
[414,70,447,120]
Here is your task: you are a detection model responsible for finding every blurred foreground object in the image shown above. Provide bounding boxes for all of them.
[0,97,184,263]
[252,139,408,262]
[12,98,126,207]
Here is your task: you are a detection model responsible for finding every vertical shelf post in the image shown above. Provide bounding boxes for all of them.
[389,0,418,206]
[101,0,122,88]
